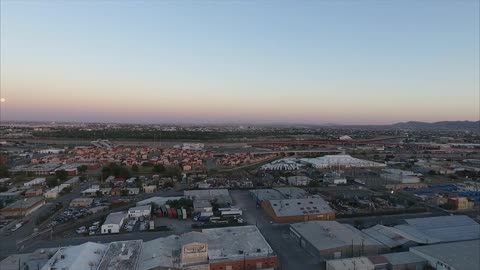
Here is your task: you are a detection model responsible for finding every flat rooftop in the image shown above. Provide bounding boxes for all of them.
[129,205,151,212]
[363,225,413,248]
[40,242,108,270]
[139,226,274,269]
[2,196,44,210]
[327,257,374,270]
[202,226,275,262]
[104,211,126,225]
[184,189,232,205]
[291,221,384,251]
[381,251,426,265]
[410,240,480,270]
[0,248,59,270]
[136,196,183,206]
[395,215,480,243]
[269,198,334,217]
[250,187,308,201]
[97,240,143,270]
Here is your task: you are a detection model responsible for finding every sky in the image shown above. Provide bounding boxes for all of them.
[1,0,479,125]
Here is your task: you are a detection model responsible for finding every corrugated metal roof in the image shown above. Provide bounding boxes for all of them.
[410,240,480,270]
[395,215,480,243]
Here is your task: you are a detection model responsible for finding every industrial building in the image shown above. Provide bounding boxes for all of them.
[101,212,127,234]
[69,197,94,208]
[380,169,422,184]
[184,189,232,206]
[381,251,427,270]
[0,196,45,217]
[363,215,480,247]
[23,177,46,187]
[97,240,143,270]
[393,215,480,244]
[362,225,417,249]
[327,239,480,270]
[10,164,61,176]
[326,257,374,270]
[300,155,386,169]
[40,242,108,270]
[260,158,303,171]
[290,221,388,260]
[326,251,427,270]
[281,175,313,186]
[447,197,474,210]
[250,187,308,203]
[193,199,213,213]
[262,197,335,223]
[6,226,276,270]
[128,205,151,218]
[138,225,278,270]
[44,183,71,199]
[0,248,59,270]
[410,240,480,270]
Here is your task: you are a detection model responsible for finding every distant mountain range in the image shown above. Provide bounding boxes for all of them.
[392,121,480,130]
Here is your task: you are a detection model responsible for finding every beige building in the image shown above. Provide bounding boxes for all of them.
[143,185,157,193]
[180,242,209,270]
[0,197,45,217]
[69,198,94,207]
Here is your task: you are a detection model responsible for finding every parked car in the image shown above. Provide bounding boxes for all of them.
[76,226,87,234]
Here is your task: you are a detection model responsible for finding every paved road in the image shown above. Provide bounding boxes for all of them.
[230,190,321,270]
[0,182,184,259]
[0,181,92,258]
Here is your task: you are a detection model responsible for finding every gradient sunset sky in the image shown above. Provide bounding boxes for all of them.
[1,1,479,125]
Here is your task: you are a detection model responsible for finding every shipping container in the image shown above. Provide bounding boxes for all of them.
[182,208,187,220]
[220,209,242,217]
[176,208,182,220]
[170,208,177,218]
[149,220,155,230]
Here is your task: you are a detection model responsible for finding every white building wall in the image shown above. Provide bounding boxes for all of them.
[128,209,151,218]
[101,224,121,234]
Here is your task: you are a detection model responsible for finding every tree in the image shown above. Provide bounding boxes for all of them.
[0,165,9,177]
[164,166,181,179]
[307,180,320,187]
[132,164,139,172]
[101,166,112,179]
[102,163,131,179]
[55,170,68,182]
[77,165,88,174]
[152,164,165,173]
[47,178,58,188]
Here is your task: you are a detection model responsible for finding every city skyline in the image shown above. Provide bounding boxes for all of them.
[1,1,479,124]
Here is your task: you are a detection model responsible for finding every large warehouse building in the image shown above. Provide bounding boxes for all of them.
[300,155,385,169]
[262,197,335,223]
[290,221,388,260]
[393,215,480,244]
[0,196,45,217]
[325,240,480,270]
